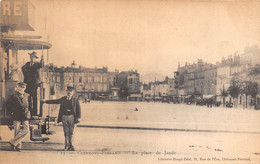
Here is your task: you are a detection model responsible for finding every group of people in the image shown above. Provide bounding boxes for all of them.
[6,51,81,152]
[206,98,214,108]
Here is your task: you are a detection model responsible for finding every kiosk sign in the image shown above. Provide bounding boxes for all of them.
[1,0,35,31]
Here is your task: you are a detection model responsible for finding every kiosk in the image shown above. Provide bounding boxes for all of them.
[1,0,55,142]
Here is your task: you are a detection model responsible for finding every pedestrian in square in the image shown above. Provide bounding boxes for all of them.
[41,86,81,151]
[7,82,30,152]
[206,99,209,108]
[209,99,213,108]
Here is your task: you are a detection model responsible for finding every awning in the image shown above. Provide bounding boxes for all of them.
[144,97,152,100]
[128,94,142,98]
[154,97,162,99]
[111,87,120,90]
[203,95,215,99]
[0,37,52,50]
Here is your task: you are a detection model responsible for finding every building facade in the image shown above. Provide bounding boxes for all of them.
[127,71,140,94]
[174,59,216,102]
[168,78,176,96]
[47,62,117,100]
[116,70,141,99]
[203,66,217,96]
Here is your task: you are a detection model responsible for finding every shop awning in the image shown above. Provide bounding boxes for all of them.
[144,97,152,100]
[0,37,52,50]
[154,97,162,99]
[203,95,215,99]
[128,94,142,98]
[185,95,192,98]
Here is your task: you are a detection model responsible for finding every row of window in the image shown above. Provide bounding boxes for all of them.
[50,75,111,84]
[185,79,217,86]
[128,78,139,84]
[204,71,217,77]
[185,72,205,80]
[64,76,110,83]
[50,76,60,83]
[65,83,108,92]
[129,86,140,92]
[185,74,217,80]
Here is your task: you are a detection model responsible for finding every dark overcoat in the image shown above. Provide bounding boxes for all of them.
[22,62,42,93]
[6,92,28,121]
[45,96,81,123]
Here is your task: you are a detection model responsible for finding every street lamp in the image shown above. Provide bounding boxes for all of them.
[200,81,203,98]
[71,60,76,88]
[241,81,249,108]
[208,80,215,95]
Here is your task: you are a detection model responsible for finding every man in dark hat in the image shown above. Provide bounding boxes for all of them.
[6,82,30,152]
[42,86,81,151]
[22,51,44,116]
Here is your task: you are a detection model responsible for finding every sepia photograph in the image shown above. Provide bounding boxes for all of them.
[0,0,260,163]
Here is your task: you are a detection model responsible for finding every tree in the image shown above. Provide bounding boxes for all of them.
[247,82,259,107]
[248,82,259,98]
[227,79,241,107]
[118,85,130,98]
[228,85,241,99]
[246,65,260,108]
[241,81,250,108]
[220,87,229,107]
[227,65,260,108]
[241,81,259,108]
[228,79,241,98]
[115,73,130,99]
[248,65,260,76]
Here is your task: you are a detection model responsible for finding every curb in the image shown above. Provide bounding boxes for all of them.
[56,124,260,134]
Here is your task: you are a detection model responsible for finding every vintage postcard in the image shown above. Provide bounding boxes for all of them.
[0,0,260,163]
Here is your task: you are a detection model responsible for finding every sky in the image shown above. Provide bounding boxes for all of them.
[16,0,260,77]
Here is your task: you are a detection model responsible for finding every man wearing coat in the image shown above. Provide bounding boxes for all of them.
[42,86,81,151]
[22,51,44,116]
[7,82,30,152]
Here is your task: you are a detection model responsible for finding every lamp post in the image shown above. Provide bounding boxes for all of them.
[200,81,203,98]
[242,81,249,108]
[208,80,215,95]
[71,60,76,88]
